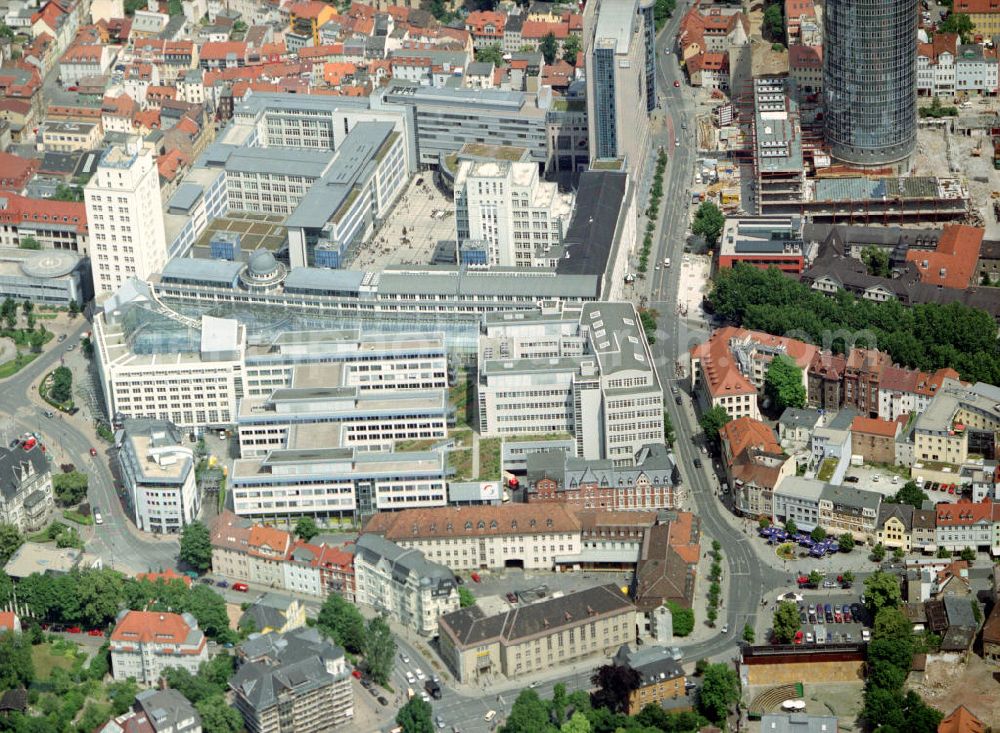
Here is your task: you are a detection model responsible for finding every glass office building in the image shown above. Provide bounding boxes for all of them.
[823,0,918,166]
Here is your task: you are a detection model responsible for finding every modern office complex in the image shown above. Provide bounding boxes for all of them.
[0,249,87,307]
[454,159,574,268]
[586,0,653,174]
[94,282,246,430]
[353,533,459,636]
[117,419,199,534]
[230,447,448,522]
[823,0,918,166]
[85,139,168,299]
[478,302,663,466]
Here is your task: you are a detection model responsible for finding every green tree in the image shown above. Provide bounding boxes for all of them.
[294,516,319,542]
[762,2,785,44]
[397,697,434,733]
[691,201,725,246]
[887,480,929,509]
[0,632,34,689]
[317,593,366,654]
[0,523,24,565]
[838,533,855,553]
[74,567,126,627]
[363,616,396,685]
[699,405,731,444]
[742,623,755,644]
[764,355,806,410]
[698,663,740,723]
[18,236,40,250]
[666,600,694,637]
[807,570,822,588]
[842,570,855,586]
[872,542,887,561]
[893,546,905,561]
[561,711,591,733]
[772,600,800,643]
[663,410,675,447]
[52,183,84,202]
[475,44,504,66]
[50,365,73,404]
[502,689,553,733]
[861,245,890,277]
[561,34,581,64]
[758,517,771,529]
[591,664,641,714]
[197,694,243,733]
[53,471,89,505]
[0,21,14,39]
[937,546,952,559]
[29,327,46,353]
[939,12,975,42]
[184,584,233,641]
[653,0,677,29]
[179,521,212,572]
[864,570,902,614]
[959,546,976,563]
[540,32,559,64]
[810,526,827,542]
[68,299,80,317]
[458,586,476,608]
[784,518,798,536]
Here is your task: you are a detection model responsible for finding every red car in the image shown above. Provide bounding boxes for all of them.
[470,573,481,583]
[673,80,680,87]
[87,629,104,637]
[796,575,809,586]
[89,448,98,456]
[66,626,82,634]
[351,669,362,679]
[793,630,804,644]
[232,582,249,592]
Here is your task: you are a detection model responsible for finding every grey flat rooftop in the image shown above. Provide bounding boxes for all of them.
[283,267,365,293]
[557,171,628,277]
[161,256,244,285]
[168,182,203,213]
[593,0,638,54]
[383,80,528,109]
[203,144,334,178]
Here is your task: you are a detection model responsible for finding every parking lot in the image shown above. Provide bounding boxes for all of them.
[773,591,871,645]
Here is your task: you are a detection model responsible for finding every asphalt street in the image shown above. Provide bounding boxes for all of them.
[0,318,178,573]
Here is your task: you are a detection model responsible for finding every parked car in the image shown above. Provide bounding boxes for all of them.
[93,510,103,525]
[506,592,517,603]
[216,580,229,588]
[405,672,416,684]
[66,626,82,634]
[87,629,104,637]
[862,629,871,642]
[199,577,213,584]
[378,696,389,706]
[471,573,481,583]
[89,447,98,456]
[793,630,804,644]
[232,582,249,592]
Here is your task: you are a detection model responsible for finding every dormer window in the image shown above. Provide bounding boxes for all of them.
[478,520,486,529]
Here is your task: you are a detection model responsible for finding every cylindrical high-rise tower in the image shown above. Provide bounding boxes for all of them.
[823,0,918,167]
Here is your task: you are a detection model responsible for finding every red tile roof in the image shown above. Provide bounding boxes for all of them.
[521,19,569,39]
[935,499,994,527]
[200,41,248,61]
[110,610,195,645]
[0,153,39,192]
[690,327,816,399]
[289,1,331,19]
[720,417,779,464]
[955,0,1000,13]
[851,416,900,438]
[365,504,582,540]
[938,706,986,733]
[0,192,87,234]
[135,569,191,586]
[0,611,19,632]
[905,224,983,290]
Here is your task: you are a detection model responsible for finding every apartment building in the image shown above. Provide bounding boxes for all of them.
[363,504,582,571]
[585,0,654,176]
[773,476,825,530]
[0,441,53,533]
[96,689,203,733]
[40,120,101,152]
[453,158,573,268]
[818,484,881,543]
[353,533,459,636]
[612,644,686,715]
[438,584,635,682]
[527,443,682,511]
[118,419,199,535]
[878,365,958,421]
[211,511,356,599]
[0,192,88,253]
[85,139,168,299]
[478,302,663,467]
[954,0,1000,37]
[935,499,995,553]
[109,610,208,684]
[690,327,816,421]
[720,417,793,517]
[876,503,915,553]
[808,348,892,417]
[917,34,958,98]
[913,381,1000,470]
[94,284,246,430]
[956,44,999,95]
[231,627,353,733]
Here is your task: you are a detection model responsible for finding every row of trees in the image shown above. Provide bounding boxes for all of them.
[0,566,234,642]
[474,34,580,67]
[708,264,1000,385]
[638,149,669,276]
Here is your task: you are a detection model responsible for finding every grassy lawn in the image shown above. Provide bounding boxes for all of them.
[478,437,502,480]
[396,438,440,451]
[449,428,473,448]
[0,351,38,379]
[502,433,573,443]
[448,449,473,480]
[31,643,76,681]
[448,376,472,428]
[817,458,838,482]
[62,509,93,526]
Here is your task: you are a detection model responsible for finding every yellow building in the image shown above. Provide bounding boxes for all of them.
[288,1,338,45]
[238,593,307,635]
[876,504,914,553]
[955,0,1000,36]
[613,644,688,715]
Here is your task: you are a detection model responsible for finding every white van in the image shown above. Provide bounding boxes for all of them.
[484,711,497,722]
[94,510,104,525]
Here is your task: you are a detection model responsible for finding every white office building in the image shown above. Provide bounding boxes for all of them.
[94,281,246,430]
[85,139,168,299]
[353,533,459,636]
[477,302,663,466]
[118,419,199,534]
[454,159,573,268]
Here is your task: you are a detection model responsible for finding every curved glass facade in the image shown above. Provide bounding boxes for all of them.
[823,0,918,166]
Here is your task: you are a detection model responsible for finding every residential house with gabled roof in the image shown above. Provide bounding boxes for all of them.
[876,503,914,553]
[938,705,986,733]
[110,610,208,684]
[935,499,994,553]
